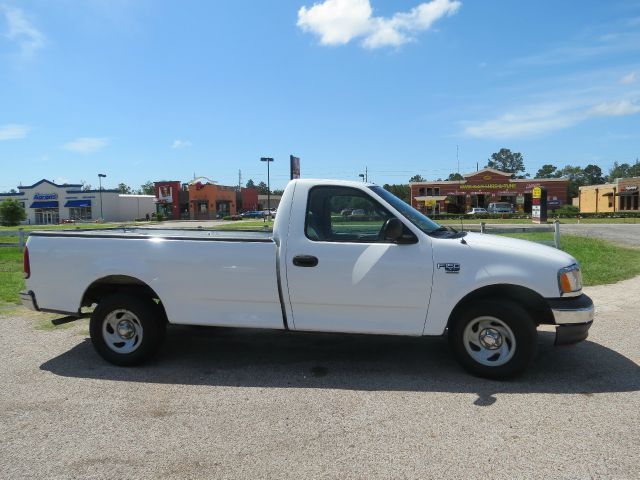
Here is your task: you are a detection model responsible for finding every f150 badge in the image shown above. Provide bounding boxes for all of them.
[437,263,461,273]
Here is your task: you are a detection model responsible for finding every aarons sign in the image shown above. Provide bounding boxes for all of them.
[33,193,58,200]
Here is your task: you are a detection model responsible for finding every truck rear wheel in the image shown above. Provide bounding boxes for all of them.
[449,299,537,379]
[89,294,166,366]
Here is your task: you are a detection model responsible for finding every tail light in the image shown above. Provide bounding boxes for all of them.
[24,246,30,279]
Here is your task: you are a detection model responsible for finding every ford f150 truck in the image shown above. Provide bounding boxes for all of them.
[21,179,594,378]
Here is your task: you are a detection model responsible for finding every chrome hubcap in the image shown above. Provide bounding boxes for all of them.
[479,328,503,349]
[463,316,516,367]
[116,320,136,339]
[102,309,143,354]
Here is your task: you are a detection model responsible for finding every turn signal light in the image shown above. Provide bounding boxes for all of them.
[558,264,582,294]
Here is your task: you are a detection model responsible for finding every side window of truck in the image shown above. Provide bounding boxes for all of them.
[305,186,393,242]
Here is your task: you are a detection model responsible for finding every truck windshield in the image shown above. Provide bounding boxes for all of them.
[370,186,442,235]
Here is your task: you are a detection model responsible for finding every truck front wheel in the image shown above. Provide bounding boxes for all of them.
[89,294,166,366]
[449,300,537,379]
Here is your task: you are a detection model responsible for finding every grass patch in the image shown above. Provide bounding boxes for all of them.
[0,221,156,232]
[502,233,640,286]
[439,217,640,225]
[0,247,23,305]
[215,220,274,230]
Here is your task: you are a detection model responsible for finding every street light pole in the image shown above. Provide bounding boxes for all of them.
[260,157,274,215]
[98,173,106,221]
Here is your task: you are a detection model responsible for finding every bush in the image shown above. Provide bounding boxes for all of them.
[0,199,27,226]
[552,205,579,216]
[222,215,242,221]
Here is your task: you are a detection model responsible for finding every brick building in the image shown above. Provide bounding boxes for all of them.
[154,181,189,220]
[409,168,568,215]
[188,179,238,219]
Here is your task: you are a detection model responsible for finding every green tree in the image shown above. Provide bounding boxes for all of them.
[556,165,586,199]
[271,189,285,196]
[382,184,410,203]
[535,164,559,178]
[0,199,27,226]
[118,183,132,194]
[582,164,604,185]
[607,159,640,181]
[409,174,425,183]
[447,173,464,181]
[256,181,270,194]
[80,181,92,191]
[245,179,256,189]
[486,148,526,177]
[139,181,155,195]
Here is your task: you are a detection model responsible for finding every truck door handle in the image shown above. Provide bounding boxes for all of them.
[293,255,319,267]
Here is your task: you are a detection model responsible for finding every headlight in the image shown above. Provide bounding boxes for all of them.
[558,264,583,295]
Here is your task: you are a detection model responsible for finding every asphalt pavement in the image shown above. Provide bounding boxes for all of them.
[0,276,639,479]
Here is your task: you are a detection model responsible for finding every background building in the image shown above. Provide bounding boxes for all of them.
[187,179,238,219]
[579,177,640,213]
[410,168,568,215]
[154,181,189,220]
[257,194,282,211]
[0,179,155,224]
[240,187,259,211]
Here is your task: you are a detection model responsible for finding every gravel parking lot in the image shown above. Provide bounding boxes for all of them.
[1,278,638,479]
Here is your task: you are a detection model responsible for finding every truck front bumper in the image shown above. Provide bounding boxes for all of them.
[20,290,39,312]
[546,294,594,345]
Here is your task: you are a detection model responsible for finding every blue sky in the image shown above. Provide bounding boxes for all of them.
[1,0,639,191]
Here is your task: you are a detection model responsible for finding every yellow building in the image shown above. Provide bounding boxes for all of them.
[579,177,640,213]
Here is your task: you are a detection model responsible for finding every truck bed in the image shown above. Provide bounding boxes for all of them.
[29,227,274,242]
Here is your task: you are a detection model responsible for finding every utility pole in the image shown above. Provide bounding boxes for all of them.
[238,169,242,190]
[260,157,274,215]
[98,173,106,221]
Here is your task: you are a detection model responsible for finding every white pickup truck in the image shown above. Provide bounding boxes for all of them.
[21,179,594,378]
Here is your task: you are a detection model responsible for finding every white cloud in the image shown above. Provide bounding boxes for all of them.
[63,137,109,154]
[297,0,461,49]
[463,97,640,139]
[1,5,45,58]
[589,99,640,117]
[171,139,192,149]
[620,72,637,84]
[0,124,29,140]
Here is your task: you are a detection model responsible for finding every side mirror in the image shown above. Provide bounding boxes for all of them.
[383,218,404,242]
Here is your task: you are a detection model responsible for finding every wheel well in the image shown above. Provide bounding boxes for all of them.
[447,284,554,328]
[81,276,166,319]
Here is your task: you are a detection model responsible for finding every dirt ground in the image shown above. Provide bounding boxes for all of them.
[0,277,638,479]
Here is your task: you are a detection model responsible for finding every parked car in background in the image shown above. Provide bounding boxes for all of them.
[241,211,264,219]
[467,208,488,215]
[487,202,514,214]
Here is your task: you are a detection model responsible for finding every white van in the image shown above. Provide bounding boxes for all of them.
[487,202,513,213]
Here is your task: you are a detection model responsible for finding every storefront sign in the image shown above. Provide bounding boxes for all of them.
[516,195,525,205]
[33,192,58,200]
[459,183,516,190]
[532,187,542,199]
[158,186,173,203]
[623,185,638,191]
[290,155,301,180]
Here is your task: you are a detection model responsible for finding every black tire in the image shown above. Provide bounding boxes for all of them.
[90,294,166,366]
[448,299,537,379]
